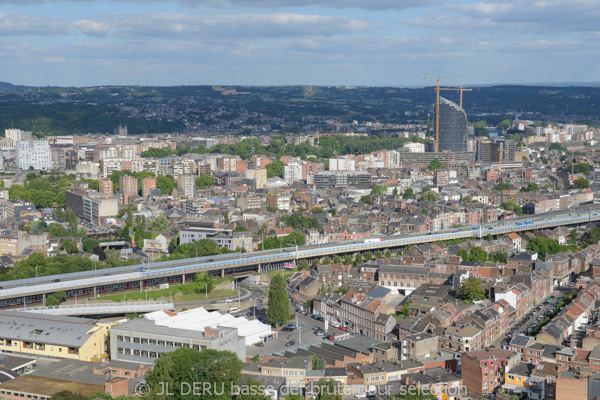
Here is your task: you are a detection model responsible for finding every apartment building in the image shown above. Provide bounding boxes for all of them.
[461,348,518,396]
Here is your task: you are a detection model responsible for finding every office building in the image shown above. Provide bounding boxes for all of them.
[66,186,119,226]
[109,307,276,363]
[435,97,468,153]
[314,171,371,190]
[15,140,52,171]
[0,311,109,361]
[141,177,156,198]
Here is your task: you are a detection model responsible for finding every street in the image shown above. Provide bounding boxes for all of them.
[494,290,563,347]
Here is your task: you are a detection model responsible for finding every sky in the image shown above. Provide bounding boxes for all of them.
[1,0,599,87]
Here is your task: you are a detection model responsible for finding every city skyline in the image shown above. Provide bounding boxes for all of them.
[1,0,598,87]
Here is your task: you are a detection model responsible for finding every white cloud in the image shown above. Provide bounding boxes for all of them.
[73,19,110,37]
[75,13,371,39]
[0,12,72,35]
[0,0,445,10]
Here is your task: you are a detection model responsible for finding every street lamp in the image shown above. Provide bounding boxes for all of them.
[35,267,38,284]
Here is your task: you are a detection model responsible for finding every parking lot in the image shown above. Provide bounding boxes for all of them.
[246,312,352,358]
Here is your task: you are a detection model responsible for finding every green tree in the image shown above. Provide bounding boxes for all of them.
[497,119,512,130]
[195,174,215,190]
[60,239,79,254]
[46,291,66,306]
[144,347,243,400]
[371,185,387,195]
[493,183,510,191]
[237,378,271,400]
[568,229,579,245]
[311,207,325,214]
[549,142,568,151]
[469,246,488,262]
[156,174,177,195]
[374,250,383,259]
[574,177,590,189]
[355,253,363,264]
[384,249,391,258]
[266,160,286,178]
[82,238,99,253]
[148,215,169,232]
[427,158,444,171]
[360,196,374,206]
[401,299,411,318]
[457,248,470,261]
[573,163,590,175]
[327,208,337,216]
[51,391,87,400]
[234,226,249,232]
[392,187,399,196]
[267,273,290,327]
[458,277,486,302]
[521,182,539,192]
[500,200,523,216]
[421,190,438,201]
[389,389,437,400]
[314,378,342,400]
[322,256,331,265]
[194,271,215,293]
[333,255,341,263]
[402,188,414,199]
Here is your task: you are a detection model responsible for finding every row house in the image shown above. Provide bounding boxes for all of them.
[338,291,395,341]
[286,272,322,312]
[312,292,343,324]
[493,283,533,320]
[324,226,373,242]
[315,263,349,289]
[378,265,430,295]
[461,302,510,348]
[408,243,448,260]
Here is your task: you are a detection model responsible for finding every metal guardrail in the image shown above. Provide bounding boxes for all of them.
[0,209,599,299]
[20,301,175,315]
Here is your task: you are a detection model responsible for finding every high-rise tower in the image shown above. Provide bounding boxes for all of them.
[435,97,468,152]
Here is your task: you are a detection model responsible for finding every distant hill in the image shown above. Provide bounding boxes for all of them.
[0,82,33,91]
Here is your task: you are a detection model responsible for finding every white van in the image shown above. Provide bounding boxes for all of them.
[330,320,340,328]
[229,307,240,314]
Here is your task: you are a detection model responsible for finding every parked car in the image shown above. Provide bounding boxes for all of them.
[224,298,233,303]
[285,340,296,347]
[338,327,347,331]
[314,330,324,336]
[52,279,61,283]
[255,342,264,347]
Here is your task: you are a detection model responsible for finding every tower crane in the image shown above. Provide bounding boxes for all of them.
[422,74,472,153]
[438,84,472,108]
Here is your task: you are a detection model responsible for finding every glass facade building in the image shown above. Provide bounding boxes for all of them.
[436,97,468,152]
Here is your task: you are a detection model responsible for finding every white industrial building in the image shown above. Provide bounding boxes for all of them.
[145,307,275,346]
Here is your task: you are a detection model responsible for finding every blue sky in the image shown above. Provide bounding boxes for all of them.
[1,0,599,86]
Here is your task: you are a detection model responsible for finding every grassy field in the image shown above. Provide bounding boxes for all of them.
[93,280,237,302]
